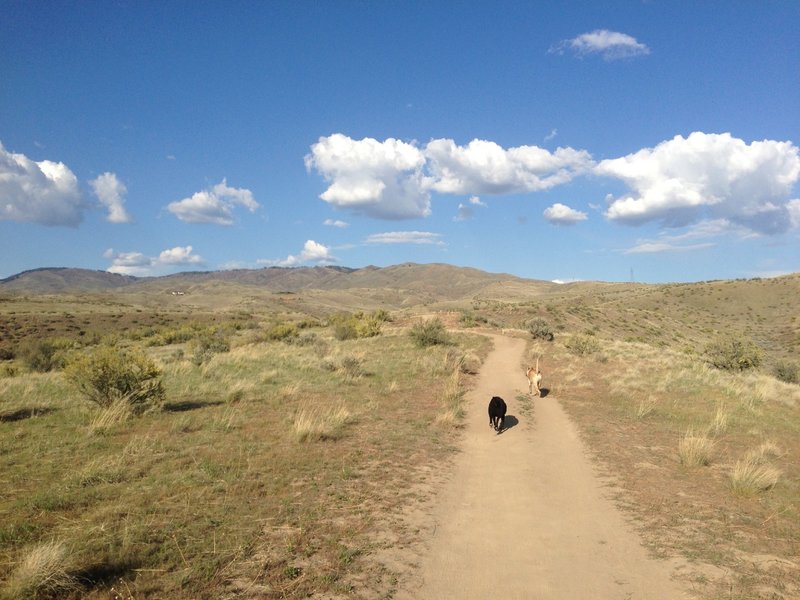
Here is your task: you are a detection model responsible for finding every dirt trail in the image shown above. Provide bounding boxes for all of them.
[396,334,690,599]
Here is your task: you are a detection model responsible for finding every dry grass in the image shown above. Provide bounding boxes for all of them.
[293,403,353,441]
[435,362,466,427]
[87,397,133,433]
[708,402,729,437]
[678,429,715,467]
[635,395,657,419]
[4,540,77,599]
[730,451,782,496]
[550,334,800,599]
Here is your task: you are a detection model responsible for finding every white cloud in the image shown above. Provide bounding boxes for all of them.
[167,179,259,225]
[89,172,132,223]
[0,142,83,226]
[105,245,204,276]
[259,240,336,267]
[305,134,430,219]
[624,241,716,254]
[543,203,588,225]
[158,245,204,265]
[365,231,444,246]
[620,219,746,254]
[551,29,650,60]
[425,138,593,195]
[598,132,800,234]
[324,218,349,228]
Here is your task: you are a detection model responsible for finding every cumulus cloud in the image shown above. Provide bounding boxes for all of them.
[597,132,800,234]
[105,245,204,276]
[305,134,430,219]
[551,29,650,60]
[543,203,588,225]
[0,142,83,226]
[365,231,444,246]
[167,179,259,225]
[259,240,336,267]
[425,138,593,195]
[324,218,349,228]
[305,134,592,220]
[89,172,132,223]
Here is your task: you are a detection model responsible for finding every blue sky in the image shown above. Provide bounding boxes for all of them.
[1,1,798,284]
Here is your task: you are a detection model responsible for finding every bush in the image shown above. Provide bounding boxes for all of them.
[189,330,230,365]
[264,322,299,342]
[527,318,554,341]
[773,360,799,384]
[410,318,448,347]
[333,319,358,341]
[64,346,165,414]
[705,335,762,371]
[565,334,600,356]
[17,338,71,372]
[330,311,384,341]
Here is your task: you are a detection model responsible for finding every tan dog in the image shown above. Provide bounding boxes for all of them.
[526,357,542,396]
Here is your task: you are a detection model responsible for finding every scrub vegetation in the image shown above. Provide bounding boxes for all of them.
[1,265,799,598]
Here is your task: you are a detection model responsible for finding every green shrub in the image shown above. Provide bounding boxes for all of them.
[410,318,449,347]
[527,318,554,341]
[18,338,71,372]
[333,319,358,341]
[773,360,799,384]
[565,334,600,356]
[64,346,165,413]
[355,314,383,338]
[189,330,230,365]
[264,322,299,342]
[330,311,384,341]
[459,312,487,328]
[704,335,763,371]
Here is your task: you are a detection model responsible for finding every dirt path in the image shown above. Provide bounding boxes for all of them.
[395,334,691,599]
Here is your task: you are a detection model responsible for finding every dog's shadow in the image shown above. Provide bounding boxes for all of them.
[497,414,519,434]
[539,388,549,398]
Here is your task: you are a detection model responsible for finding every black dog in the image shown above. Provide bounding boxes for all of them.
[488,396,507,432]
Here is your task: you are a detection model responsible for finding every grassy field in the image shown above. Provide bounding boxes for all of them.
[531,336,800,599]
[0,305,489,599]
[1,268,799,598]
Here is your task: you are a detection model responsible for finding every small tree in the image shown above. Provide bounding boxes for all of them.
[64,346,165,414]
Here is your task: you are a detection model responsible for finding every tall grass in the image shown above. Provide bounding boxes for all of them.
[678,429,714,467]
[293,403,353,442]
[5,540,77,599]
[435,363,465,427]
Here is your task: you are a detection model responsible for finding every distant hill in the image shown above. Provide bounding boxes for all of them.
[0,268,139,293]
[0,263,544,299]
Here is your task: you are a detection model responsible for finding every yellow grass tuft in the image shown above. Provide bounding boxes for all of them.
[730,454,781,496]
[88,398,133,434]
[293,403,353,442]
[708,403,729,437]
[678,429,714,467]
[6,540,77,599]
[436,364,465,427]
[635,395,657,419]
